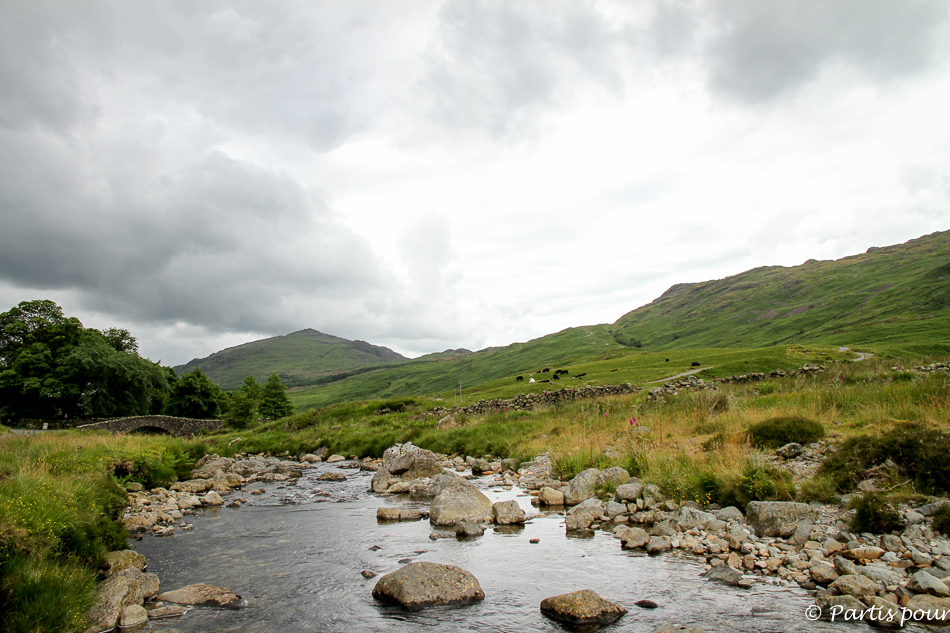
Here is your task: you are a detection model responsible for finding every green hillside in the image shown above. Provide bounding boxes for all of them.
[175,328,408,390]
[289,324,630,409]
[612,230,950,350]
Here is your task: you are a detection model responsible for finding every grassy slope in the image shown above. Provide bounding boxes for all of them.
[612,230,950,350]
[174,328,409,389]
[290,324,626,409]
[290,339,855,411]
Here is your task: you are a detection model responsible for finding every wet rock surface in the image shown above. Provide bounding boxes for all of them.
[372,562,485,611]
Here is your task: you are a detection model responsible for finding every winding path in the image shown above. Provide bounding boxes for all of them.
[839,347,873,362]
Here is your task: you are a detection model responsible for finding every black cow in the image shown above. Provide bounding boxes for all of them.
[539,379,550,383]
[552,374,559,380]
[574,373,587,378]
[540,367,551,373]
[691,362,700,367]
[516,375,523,381]
[665,359,669,362]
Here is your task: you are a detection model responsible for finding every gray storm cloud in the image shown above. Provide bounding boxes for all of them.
[1,0,948,364]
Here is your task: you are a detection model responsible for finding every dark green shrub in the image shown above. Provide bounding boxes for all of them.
[850,493,904,534]
[748,416,825,449]
[818,423,950,495]
[932,503,950,535]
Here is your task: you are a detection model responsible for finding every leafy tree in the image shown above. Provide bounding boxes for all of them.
[222,375,262,429]
[0,300,168,421]
[163,368,224,419]
[258,373,294,419]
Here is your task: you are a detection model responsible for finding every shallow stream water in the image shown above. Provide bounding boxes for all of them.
[132,463,887,633]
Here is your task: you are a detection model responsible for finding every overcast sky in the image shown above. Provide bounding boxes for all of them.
[2,1,949,366]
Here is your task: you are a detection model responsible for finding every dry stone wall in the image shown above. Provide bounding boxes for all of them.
[427,383,642,417]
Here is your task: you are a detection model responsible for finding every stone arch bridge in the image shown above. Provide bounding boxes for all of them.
[76,415,222,437]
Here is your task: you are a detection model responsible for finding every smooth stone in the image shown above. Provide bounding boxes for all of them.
[540,589,627,626]
[156,584,245,608]
[372,562,484,611]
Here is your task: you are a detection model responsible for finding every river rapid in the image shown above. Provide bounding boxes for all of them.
[131,462,873,633]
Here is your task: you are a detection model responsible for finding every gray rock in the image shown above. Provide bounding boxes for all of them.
[156,584,245,608]
[830,574,880,601]
[707,564,742,585]
[814,595,868,621]
[620,527,651,550]
[919,501,949,517]
[881,534,903,552]
[673,506,715,531]
[908,570,950,597]
[776,443,803,459]
[810,563,839,586]
[606,500,627,518]
[646,536,672,554]
[615,481,644,502]
[858,565,904,586]
[471,458,491,475]
[146,605,186,620]
[905,594,950,622]
[564,468,601,506]
[376,507,423,521]
[429,479,492,526]
[539,487,565,505]
[746,501,815,538]
[863,596,904,628]
[84,572,138,633]
[492,500,525,525]
[372,562,484,611]
[105,550,147,575]
[540,589,627,626]
[789,520,815,547]
[119,605,148,627]
[716,506,744,522]
[595,466,630,489]
[455,521,485,537]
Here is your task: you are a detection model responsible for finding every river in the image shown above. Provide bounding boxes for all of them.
[132,462,875,632]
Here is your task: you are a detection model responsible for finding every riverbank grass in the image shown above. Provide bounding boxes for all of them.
[0,432,201,632]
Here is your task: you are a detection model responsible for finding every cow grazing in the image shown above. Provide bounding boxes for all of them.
[529,378,536,383]
[574,373,587,378]
[665,359,669,362]
[552,374,559,380]
[691,362,700,367]
[516,375,523,381]
[540,367,551,373]
[539,379,550,383]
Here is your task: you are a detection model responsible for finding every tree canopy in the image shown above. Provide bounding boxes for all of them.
[259,373,294,419]
[163,368,224,419]
[0,300,168,421]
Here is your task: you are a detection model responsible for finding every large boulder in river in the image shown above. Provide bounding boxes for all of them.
[540,589,627,626]
[564,468,600,506]
[371,443,445,492]
[492,500,525,525]
[430,479,493,526]
[372,562,484,611]
[672,506,715,531]
[156,584,245,608]
[745,501,815,538]
[84,569,159,633]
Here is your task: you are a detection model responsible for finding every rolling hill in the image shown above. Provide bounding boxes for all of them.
[175,328,408,390]
[182,230,950,404]
[611,230,950,350]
